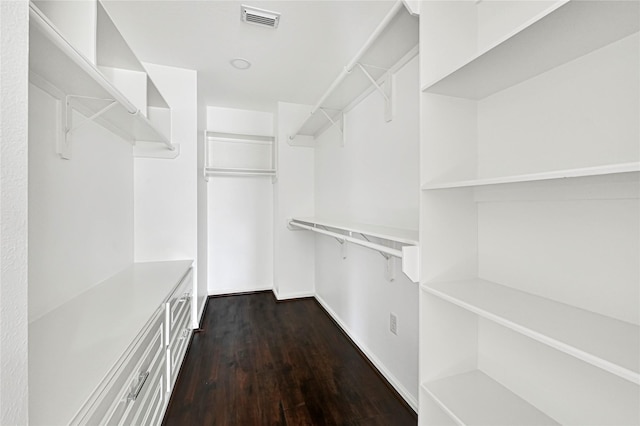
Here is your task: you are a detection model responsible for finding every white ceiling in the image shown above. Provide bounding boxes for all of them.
[102,0,399,112]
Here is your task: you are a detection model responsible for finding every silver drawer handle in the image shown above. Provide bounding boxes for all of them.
[127,371,149,402]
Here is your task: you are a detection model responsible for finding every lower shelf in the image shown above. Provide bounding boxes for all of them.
[421,279,640,384]
[204,167,276,177]
[422,370,559,426]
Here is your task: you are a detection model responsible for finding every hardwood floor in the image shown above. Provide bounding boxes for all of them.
[163,292,417,425]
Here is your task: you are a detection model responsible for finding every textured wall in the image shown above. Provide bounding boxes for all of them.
[0,0,29,423]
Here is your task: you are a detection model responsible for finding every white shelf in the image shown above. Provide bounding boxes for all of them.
[421,279,640,384]
[291,1,418,141]
[205,131,276,180]
[422,162,640,190]
[29,3,174,150]
[291,217,418,246]
[29,260,193,426]
[422,370,560,426]
[204,167,276,177]
[421,1,640,99]
[290,217,420,282]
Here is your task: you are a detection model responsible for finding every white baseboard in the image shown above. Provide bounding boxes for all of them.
[272,287,315,301]
[208,284,272,296]
[314,293,418,413]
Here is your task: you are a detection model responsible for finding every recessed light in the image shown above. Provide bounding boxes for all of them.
[230,58,251,70]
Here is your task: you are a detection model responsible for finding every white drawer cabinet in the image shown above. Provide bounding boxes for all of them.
[75,312,166,425]
[29,261,194,426]
[166,268,193,389]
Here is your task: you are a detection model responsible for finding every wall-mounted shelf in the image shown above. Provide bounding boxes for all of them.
[204,167,276,178]
[29,2,176,159]
[288,217,419,282]
[422,162,640,190]
[421,0,640,99]
[288,0,418,145]
[422,370,560,425]
[204,131,276,182]
[422,279,640,384]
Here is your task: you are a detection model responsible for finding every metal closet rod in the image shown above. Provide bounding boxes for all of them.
[288,0,404,140]
[288,220,403,258]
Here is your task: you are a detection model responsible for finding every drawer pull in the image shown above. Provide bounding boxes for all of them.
[127,371,149,402]
[179,329,189,340]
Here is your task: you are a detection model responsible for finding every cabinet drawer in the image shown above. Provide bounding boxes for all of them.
[166,268,193,342]
[167,300,191,388]
[77,311,165,426]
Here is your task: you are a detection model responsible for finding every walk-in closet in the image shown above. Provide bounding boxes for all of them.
[0,0,638,424]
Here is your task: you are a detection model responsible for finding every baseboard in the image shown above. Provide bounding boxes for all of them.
[195,294,207,330]
[314,293,418,413]
[272,287,315,301]
[208,284,272,296]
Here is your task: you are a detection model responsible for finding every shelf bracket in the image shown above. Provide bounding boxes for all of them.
[355,63,395,122]
[358,232,396,282]
[63,95,117,159]
[318,108,345,147]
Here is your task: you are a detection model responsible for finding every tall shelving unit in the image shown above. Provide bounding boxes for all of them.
[418,1,639,425]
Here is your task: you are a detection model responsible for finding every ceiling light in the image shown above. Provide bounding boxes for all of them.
[230,58,251,70]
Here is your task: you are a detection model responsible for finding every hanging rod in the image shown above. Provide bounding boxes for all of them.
[288,220,403,258]
[288,0,404,141]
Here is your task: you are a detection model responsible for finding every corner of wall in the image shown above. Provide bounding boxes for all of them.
[0,1,30,423]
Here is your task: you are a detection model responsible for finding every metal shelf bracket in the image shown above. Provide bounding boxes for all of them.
[63,95,117,159]
[355,63,395,122]
[318,108,345,146]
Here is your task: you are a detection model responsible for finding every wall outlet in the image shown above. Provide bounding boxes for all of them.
[390,313,398,335]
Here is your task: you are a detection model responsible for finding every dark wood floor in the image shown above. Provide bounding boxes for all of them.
[163,292,417,425]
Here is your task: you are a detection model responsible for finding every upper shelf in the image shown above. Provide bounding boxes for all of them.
[289,1,418,142]
[204,131,276,180]
[29,2,175,151]
[422,162,640,190]
[421,279,640,385]
[421,0,640,100]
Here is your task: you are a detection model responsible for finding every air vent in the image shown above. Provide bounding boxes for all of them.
[241,5,280,29]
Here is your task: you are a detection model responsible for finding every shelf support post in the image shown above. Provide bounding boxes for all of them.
[385,256,396,282]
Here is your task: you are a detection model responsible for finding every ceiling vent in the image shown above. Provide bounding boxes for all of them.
[241,5,280,29]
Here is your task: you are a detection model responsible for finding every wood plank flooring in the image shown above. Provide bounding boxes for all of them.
[163,292,417,425]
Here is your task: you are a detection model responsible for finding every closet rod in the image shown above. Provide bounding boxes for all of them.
[288,0,404,140]
[288,220,403,258]
[30,5,138,116]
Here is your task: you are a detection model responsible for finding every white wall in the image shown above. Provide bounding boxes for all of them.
[28,87,134,322]
[273,102,315,299]
[206,106,274,295]
[134,64,199,325]
[0,1,29,423]
[314,56,420,409]
[196,74,208,325]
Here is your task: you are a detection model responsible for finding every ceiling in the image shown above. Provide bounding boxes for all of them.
[102,0,399,112]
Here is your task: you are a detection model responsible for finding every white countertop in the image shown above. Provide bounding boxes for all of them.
[29,260,193,426]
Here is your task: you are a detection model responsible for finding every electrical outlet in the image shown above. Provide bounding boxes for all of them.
[390,313,398,335]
